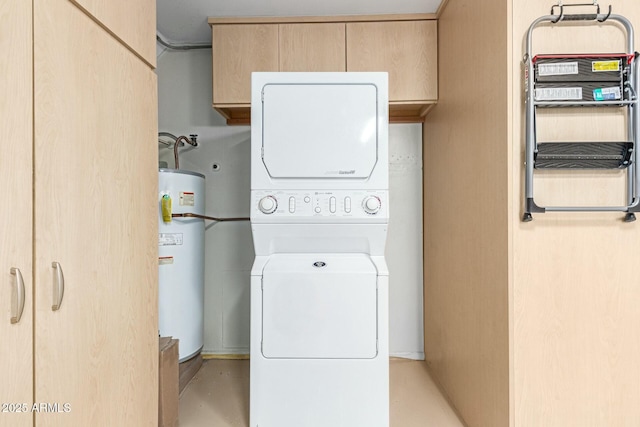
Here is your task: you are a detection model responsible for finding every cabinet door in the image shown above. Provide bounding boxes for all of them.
[212,24,279,104]
[0,0,33,425]
[280,23,346,72]
[69,0,156,67]
[347,20,438,102]
[34,0,158,425]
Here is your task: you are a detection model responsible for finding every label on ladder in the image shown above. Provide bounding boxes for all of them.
[593,86,621,101]
[538,62,579,76]
[535,87,582,101]
[592,60,620,72]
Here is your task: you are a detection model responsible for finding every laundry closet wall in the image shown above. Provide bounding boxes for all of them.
[425,0,640,425]
[157,48,425,358]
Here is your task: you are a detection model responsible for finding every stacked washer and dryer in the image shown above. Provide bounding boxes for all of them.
[250,72,390,427]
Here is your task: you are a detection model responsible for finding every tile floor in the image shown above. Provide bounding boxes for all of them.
[178,358,465,426]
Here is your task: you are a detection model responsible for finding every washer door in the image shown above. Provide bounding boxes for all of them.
[261,254,378,359]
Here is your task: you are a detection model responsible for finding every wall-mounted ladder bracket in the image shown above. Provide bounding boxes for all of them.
[523,9,640,222]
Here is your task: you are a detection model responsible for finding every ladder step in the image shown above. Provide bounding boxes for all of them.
[534,142,634,169]
[534,82,625,104]
[534,55,631,84]
[533,54,633,106]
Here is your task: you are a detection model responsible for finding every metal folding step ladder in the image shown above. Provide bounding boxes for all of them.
[523,2,640,222]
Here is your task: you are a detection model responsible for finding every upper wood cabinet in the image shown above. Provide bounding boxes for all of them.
[347,20,438,103]
[212,24,279,105]
[69,0,156,67]
[279,23,346,72]
[209,15,438,124]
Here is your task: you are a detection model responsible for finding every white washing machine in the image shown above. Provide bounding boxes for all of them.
[250,72,389,427]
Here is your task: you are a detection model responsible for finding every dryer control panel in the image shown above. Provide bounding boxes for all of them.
[251,190,388,222]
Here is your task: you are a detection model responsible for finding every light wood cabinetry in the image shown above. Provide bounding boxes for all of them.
[209,15,437,124]
[0,0,158,425]
[279,23,346,72]
[212,24,279,105]
[0,0,33,425]
[347,20,438,120]
[69,0,156,67]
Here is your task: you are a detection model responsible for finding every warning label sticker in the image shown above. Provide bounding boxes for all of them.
[535,87,582,101]
[159,233,183,246]
[538,62,579,76]
[593,86,622,101]
[159,256,174,265]
[180,192,195,206]
[592,60,620,72]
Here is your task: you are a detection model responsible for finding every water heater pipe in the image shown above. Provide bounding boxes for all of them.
[171,213,249,222]
[173,135,197,169]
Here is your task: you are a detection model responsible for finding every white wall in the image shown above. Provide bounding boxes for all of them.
[157,48,424,358]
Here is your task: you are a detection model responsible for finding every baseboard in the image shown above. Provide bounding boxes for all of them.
[202,352,425,361]
[202,353,250,360]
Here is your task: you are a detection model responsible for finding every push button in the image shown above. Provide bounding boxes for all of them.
[344,197,352,213]
[314,206,321,214]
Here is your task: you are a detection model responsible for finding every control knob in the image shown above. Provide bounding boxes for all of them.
[258,196,278,214]
[362,196,381,215]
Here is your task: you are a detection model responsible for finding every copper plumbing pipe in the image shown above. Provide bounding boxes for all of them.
[171,213,249,222]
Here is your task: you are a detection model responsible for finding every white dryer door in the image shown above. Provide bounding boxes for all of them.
[261,83,379,179]
[261,254,378,359]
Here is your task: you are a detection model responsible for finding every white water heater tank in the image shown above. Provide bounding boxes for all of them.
[158,169,205,362]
